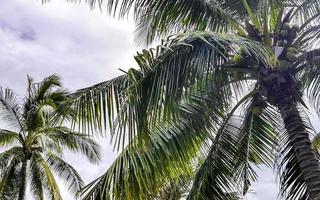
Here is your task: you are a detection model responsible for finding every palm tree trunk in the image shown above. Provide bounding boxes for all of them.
[278,98,320,200]
[18,159,27,200]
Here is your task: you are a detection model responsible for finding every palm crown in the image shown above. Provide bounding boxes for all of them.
[0,75,101,200]
[44,0,320,199]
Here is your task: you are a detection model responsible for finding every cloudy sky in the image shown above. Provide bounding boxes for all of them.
[0,0,318,200]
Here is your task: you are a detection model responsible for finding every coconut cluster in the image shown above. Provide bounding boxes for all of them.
[277,23,299,71]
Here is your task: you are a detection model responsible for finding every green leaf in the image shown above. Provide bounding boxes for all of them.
[45,152,84,195]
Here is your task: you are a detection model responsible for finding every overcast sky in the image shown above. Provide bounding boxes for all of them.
[0,0,318,200]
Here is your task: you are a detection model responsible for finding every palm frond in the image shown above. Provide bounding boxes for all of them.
[187,90,256,200]
[41,126,101,163]
[187,87,278,199]
[187,116,241,200]
[134,0,241,44]
[296,51,320,116]
[34,153,63,200]
[293,25,320,48]
[72,32,272,150]
[29,155,45,200]
[0,158,21,200]
[81,78,231,200]
[0,129,21,147]
[0,87,23,131]
[33,74,62,102]
[289,0,320,25]
[232,100,277,195]
[45,152,84,195]
[81,117,207,199]
[0,147,24,170]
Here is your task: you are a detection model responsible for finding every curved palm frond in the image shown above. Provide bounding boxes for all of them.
[80,76,236,199]
[44,0,291,44]
[133,0,242,44]
[0,158,21,200]
[187,90,277,199]
[295,49,320,115]
[232,102,277,195]
[0,147,24,170]
[24,74,69,131]
[278,147,309,200]
[72,32,272,151]
[34,153,63,200]
[33,74,62,102]
[187,115,241,200]
[40,126,101,163]
[293,24,320,48]
[0,87,23,131]
[29,155,45,200]
[45,152,84,195]
[289,0,320,25]
[0,129,21,146]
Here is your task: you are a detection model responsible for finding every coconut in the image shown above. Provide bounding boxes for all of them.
[232,54,242,63]
[286,52,296,62]
[278,60,290,71]
[239,47,246,55]
[287,47,298,54]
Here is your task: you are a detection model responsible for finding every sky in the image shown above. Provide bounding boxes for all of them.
[0,0,318,200]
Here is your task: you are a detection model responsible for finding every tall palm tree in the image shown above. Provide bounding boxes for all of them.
[0,74,101,200]
[49,0,320,199]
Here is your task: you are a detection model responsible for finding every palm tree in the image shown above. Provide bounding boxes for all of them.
[0,74,101,200]
[49,0,320,199]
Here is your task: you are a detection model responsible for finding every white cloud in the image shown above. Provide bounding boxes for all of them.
[1,0,320,200]
[0,0,139,93]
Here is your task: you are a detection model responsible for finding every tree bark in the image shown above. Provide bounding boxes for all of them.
[18,159,27,200]
[278,98,320,200]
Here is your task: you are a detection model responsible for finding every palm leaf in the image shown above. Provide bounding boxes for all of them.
[187,90,254,199]
[0,158,21,200]
[232,100,277,195]
[133,0,241,44]
[0,147,24,170]
[0,129,21,147]
[45,152,84,195]
[29,155,45,200]
[34,153,63,200]
[71,32,272,151]
[41,126,101,163]
[0,87,23,131]
[81,79,230,200]
[296,50,320,115]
